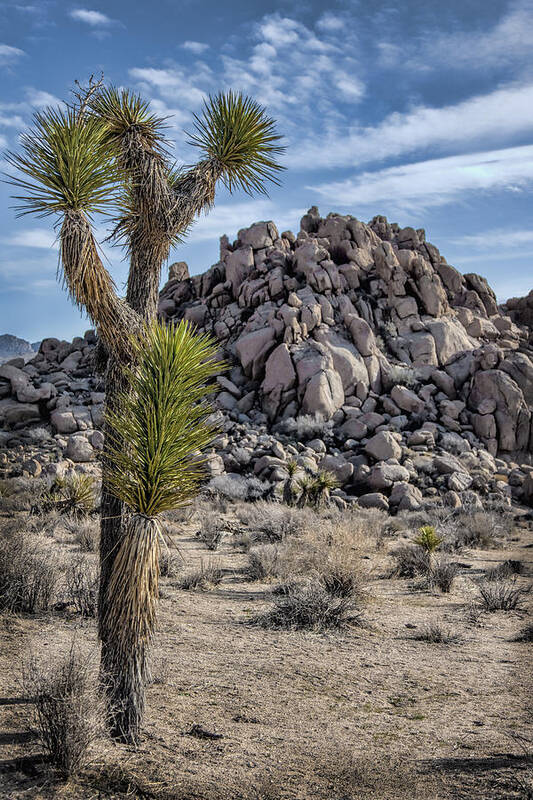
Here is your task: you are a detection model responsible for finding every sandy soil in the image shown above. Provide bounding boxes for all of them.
[0,506,532,799]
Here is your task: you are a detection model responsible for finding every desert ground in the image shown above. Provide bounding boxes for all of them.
[0,481,531,800]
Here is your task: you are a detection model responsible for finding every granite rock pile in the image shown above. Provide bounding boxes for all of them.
[1,208,532,512]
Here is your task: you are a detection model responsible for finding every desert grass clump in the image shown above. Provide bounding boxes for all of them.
[412,622,461,644]
[389,544,431,578]
[452,509,513,549]
[24,647,103,777]
[51,474,96,517]
[0,530,56,613]
[179,559,224,591]
[198,511,225,551]
[236,501,313,544]
[319,561,363,598]
[158,546,182,578]
[476,580,525,611]
[64,555,99,617]
[58,515,99,552]
[428,557,458,593]
[486,559,524,581]
[258,579,363,631]
[248,544,283,581]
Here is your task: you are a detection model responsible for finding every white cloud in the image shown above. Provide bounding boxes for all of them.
[451,229,533,250]
[186,200,303,244]
[0,44,25,65]
[129,11,364,140]
[69,8,113,26]
[181,41,209,55]
[291,82,533,170]
[129,67,208,109]
[25,88,61,108]
[376,0,533,73]
[309,145,533,213]
[4,229,58,249]
[427,0,533,70]
[316,12,345,32]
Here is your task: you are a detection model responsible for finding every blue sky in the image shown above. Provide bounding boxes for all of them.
[1,0,532,341]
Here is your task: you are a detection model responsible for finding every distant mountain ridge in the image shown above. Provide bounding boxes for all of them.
[0,334,40,364]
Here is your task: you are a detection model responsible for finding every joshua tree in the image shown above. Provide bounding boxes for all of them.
[282,459,301,506]
[6,77,284,741]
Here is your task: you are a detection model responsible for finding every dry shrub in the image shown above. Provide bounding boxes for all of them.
[0,528,56,612]
[24,647,103,776]
[258,579,363,631]
[58,514,99,552]
[198,510,225,550]
[453,510,513,550]
[428,557,458,593]
[477,580,525,611]
[413,621,461,644]
[236,501,314,544]
[179,559,223,590]
[486,559,524,581]
[64,555,98,617]
[159,546,182,578]
[389,544,431,578]
[247,513,366,597]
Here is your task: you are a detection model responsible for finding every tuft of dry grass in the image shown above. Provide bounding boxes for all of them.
[179,559,224,591]
[428,557,458,593]
[476,579,525,611]
[412,621,461,644]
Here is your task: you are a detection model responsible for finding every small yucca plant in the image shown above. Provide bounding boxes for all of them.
[413,525,443,554]
[282,459,301,507]
[102,320,222,740]
[309,470,340,509]
[52,474,96,517]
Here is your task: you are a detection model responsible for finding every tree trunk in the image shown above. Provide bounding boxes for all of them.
[98,261,161,743]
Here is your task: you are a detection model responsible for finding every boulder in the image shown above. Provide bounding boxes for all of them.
[365,431,402,461]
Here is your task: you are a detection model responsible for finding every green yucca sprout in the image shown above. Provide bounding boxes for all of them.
[52,474,96,517]
[188,91,285,195]
[414,525,443,554]
[310,470,339,509]
[5,106,117,218]
[105,320,223,517]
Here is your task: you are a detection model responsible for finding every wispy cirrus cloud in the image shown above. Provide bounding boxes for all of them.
[291,82,533,170]
[309,144,533,214]
[3,229,58,249]
[451,228,533,250]
[375,0,533,73]
[0,43,25,66]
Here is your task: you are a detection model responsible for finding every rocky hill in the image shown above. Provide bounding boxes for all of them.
[0,334,38,364]
[1,208,532,512]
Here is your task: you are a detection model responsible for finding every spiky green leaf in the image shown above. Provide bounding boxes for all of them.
[105,321,224,516]
[187,91,285,196]
[4,106,117,217]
